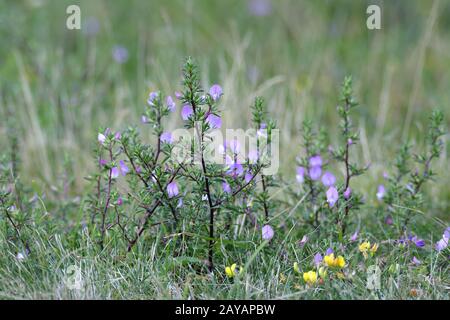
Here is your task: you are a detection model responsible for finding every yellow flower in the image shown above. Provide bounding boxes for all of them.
[335,255,346,268]
[318,266,327,279]
[359,241,371,259]
[359,241,371,252]
[324,253,336,267]
[324,254,346,269]
[225,263,242,278]
[370,243,379,256]
[303,270,318,285]
[293,262,300,274]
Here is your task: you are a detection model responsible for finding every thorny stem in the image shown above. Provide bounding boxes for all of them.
[127,200,161,252]
[341,97,352,235]
[186,72,215,272]
[122,142,149,189]
[0,196,29,253]
[126,164,182,251]
[100,148,113,249]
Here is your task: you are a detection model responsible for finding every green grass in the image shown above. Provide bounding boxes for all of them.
[0,0,449,299]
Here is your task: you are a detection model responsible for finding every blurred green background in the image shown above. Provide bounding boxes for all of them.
[0,0,449,210]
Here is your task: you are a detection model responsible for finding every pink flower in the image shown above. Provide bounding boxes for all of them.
[262,225,274,240]
[167,181,179,198]
[206,114,222,129]
[314,253,323,266]
[181,105,193,120]
[111,167,120,179]
[309,155,322,167]
[309,166,322,181]
[166,96,176,112]
[350,230,358,242]
[248,149,259,163]
[209,84,223,101]
[175,91,183,100]
[227,162,244,177]
[147,91,159,106]
[321,171,336,187]
[222,182,231,194]
[228,139,240,154]
[298,235,308,247]
[160,132,173,144]
[376,185,386,201]
[411,256,421,266]
[296,166,305,183]
[119,160,129,176]
[344,187,352,199]
[326,186,339,207]
[98,133,106,145]
[245,171,253,183]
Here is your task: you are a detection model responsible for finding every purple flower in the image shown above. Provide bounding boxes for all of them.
[119,160,129,176]
[209,84,223,101]
[444,227,450,240]
[435,238,448,252]
[112,45,129,64]
[147,91,159,106]
[309,166,322,181]
[350,230,359,242]
[114,131,121,140]
[248,0,272,16]
[245,171,253,183]
[166,96,176,112]
[117,197,123,206]
[262,225,274,241]
[257,127,267,138]
[227,162,244,177]
[326,186,339,207]
[160,132,173,144]
[412,236,425,248]
[175,91,183,100]
[222,182,231,194]
[111,167,120,179]
[296,166,305,183]
[385,215,393,225]
[228,139,240,154]
[181,105,193,120]
[321,171,336,187]
[99,159,107,166]
[325,248,334,255]
[225,155,234,166]
[206,114,222,129]
[309,155,322,168]
[314,253,323,266]
[376,185,385,201]
[177,198,183,208]
[347,138,353,145]
[298,235,308,247]
[167,181,179,198]
[411,256,421,266]
[98,133,106,145]
[141,115,149,124]
[248,149,259,163]
[344,187,352,199]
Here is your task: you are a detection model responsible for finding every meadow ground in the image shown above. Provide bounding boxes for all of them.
[0,0,449,299]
